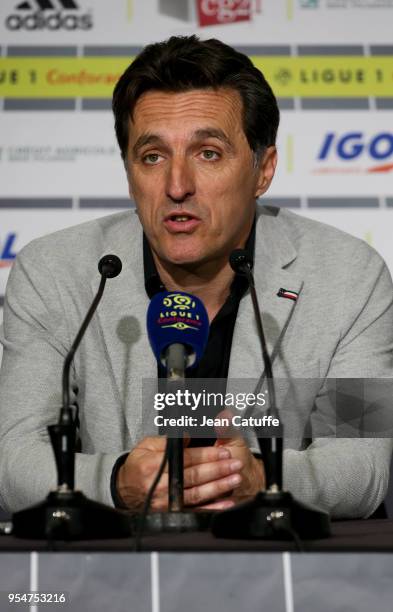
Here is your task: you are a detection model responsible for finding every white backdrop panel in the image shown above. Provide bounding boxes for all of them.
[1,112,392,198]
[1,0,393,45]
[0,112,126,197]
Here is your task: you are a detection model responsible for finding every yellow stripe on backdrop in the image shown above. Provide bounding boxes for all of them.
[251,57,393,97]
[0,56,392,98]
[0,58,130,98]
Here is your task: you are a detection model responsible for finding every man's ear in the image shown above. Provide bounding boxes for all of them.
[254,146,278,198]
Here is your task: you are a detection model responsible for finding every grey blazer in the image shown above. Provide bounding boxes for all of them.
[0,205,392,517]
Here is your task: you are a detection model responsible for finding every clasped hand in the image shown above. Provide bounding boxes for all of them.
[116,433,265,511]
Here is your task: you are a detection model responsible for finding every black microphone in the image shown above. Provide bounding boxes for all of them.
[211,249,330,541]
[229,249,253,276]
[230,248,281,490]
[230,249,273,382]
[13,253,132,540]
[53,254,122,489]
[98,254,123,279]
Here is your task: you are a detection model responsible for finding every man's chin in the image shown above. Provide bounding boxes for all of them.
[155,236,193,259]
[153,238,226,270]
[158,245,211,269]
[164,253,203,268]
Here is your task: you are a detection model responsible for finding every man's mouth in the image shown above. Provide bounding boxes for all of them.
[171,215,191,222]
[163,212,201,233]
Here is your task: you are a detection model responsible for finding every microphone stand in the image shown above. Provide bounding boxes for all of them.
[211,251,331,541]
[12,256,132,540]
[137,343,212,533]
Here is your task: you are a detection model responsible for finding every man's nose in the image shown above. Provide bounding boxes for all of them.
[165,157,195,203]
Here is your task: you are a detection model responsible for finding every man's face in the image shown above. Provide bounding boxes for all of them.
[126,88,276,269]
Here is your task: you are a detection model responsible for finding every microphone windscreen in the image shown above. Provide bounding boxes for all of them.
[229,249,253,274]
[98,254,122,278]
[147,291,209,368]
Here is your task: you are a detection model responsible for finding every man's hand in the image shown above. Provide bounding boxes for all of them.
[212,435,265,503]
[198,409,266,507]
[116,436,251,511]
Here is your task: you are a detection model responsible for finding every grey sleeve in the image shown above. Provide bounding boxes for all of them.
[283,242,393,519]
[0,245,120,512]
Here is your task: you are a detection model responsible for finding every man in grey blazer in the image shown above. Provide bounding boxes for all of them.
[0,36,392,518]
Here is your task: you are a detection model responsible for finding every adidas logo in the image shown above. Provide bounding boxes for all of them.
[15,1,79,9]
[5,0,93,31]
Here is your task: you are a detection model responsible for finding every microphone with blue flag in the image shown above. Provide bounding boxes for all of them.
[147,291,209,374]
[146,291,210,515]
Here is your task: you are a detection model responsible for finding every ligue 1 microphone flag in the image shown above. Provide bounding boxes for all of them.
[147,291,209,369]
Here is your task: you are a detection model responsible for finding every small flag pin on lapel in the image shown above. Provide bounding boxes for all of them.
[277,288,299,302]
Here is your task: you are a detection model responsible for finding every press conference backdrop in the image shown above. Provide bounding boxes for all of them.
[0,3,392,610]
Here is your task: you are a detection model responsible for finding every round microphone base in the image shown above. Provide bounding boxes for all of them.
[211,490,331,541]
[12,490,132,540]
[133,510,213,534]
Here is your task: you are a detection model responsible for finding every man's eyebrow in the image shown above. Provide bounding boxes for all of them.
[132,133,164,155]
[193,128,233,150]
[131,128,234,156]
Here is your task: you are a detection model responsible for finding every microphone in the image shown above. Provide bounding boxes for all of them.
[98,254,123,278]
[13,254,132,540]
[56,254,122,489]
[147,290,209,379]
[147,291,209,513]
[230,248,273,377]
[62,253,122,418]
[229,249,253,276]
[230,248,280,489]
[211,249,330,541]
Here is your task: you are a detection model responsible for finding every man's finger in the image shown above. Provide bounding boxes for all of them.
[197,499,236,511]
[183,458,243,488]
[180,445,232,468]
[184,472,242,506]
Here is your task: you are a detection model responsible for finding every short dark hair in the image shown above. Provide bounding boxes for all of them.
[112,35,279,160]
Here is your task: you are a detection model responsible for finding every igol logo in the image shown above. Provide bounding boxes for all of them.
[317,132,393,173]
[0,234,17,268]
[5,0,93,31]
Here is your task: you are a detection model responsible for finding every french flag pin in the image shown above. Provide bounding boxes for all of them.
[277,288,299,302]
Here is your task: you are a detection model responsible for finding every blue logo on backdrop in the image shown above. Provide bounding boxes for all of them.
[316,132,393,173]
[0,234,18,267]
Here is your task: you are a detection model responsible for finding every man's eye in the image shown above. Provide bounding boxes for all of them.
[143,153,162,164]
[201,150,219,160]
